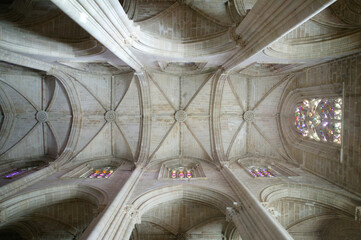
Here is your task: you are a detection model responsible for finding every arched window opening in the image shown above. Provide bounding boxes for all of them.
[80,167,114,179]
[1,161,46,186]
[60,159,130,179]
[3,166,38,179]
[239,158,298,179]
[295,97,342,144]
[157,160,206,180]
[247,166,276,178]
[169,167,193,179]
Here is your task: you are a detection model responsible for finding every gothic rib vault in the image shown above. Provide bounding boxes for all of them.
[0,0,360,239]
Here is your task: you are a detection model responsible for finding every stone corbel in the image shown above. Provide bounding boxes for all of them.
[261,202,281,218]
[229,26,246,48]
[226,207,236,222]
[131,210,141,224]
[123,204,135,214]
[233,202,243,213]
[220,161,230,169]
[267,207,281,218]
[226,202,243,222]
[261,201,269,208]
[123,205,141,224]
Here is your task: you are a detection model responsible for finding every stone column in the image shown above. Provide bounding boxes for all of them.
[220,164,293,240]
[224,0,336,70]
[50,0,143,71]
[121,206,141,240]
[81,166,144,240]
[225,203,253,240]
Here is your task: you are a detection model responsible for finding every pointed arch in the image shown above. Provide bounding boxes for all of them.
[279,80,342,162]
[0,184,107,223]
[261,183,360,215]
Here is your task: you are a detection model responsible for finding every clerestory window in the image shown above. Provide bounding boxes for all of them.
[295,97,342,144]
[169,167,192,179]
[247,166,276,178]
[3,167,38,179]
[80,167,114,179]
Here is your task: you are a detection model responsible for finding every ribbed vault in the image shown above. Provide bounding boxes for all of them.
[0,0,360,239]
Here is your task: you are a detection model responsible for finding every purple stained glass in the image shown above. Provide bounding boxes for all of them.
[248,169,257,177]
[105,170,114,178]
[89,170,100,178]
[248,167,275,178]
[170,170,177,178]
[88,167,114,179]
[295,98,342,144]
[5,169,25,179]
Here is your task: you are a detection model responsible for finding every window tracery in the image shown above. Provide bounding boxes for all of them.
[239,158,299,179]
[80,167,114,179]
[158,160,206,180]
[247,166,276,178]
[295,97,342,144]
[169,167,192,179]
[61,159,127,179]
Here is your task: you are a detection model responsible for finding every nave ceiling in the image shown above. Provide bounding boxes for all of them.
[0,1,361,239]
[0,0,360,170]
[1,0,360,72]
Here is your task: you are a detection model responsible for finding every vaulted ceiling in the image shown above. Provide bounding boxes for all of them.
[0,0,360,174]
[137,199,227,239]
[1,1,361,240]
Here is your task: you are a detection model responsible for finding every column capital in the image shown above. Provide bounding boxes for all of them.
[226,207,236,222]
[220,161,230,169]
[131,210,141,224]
[229,26,246,48]
[267,207,281,218]
[226,202,243,222]
[122,205,142,224]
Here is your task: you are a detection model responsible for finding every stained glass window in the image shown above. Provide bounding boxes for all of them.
[186,170,192,179]
[83,167,114,179]
[247,167,275,178]
[4,167,37,179]
[169,168,192,179]
[170,170,177,179]
[295,98,342,144]
[178,170,185,178]
[5,169,26,179]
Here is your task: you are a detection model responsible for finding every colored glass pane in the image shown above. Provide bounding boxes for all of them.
[170,170,177,178]
[248,167,275,178]
[4,167,37,179]
[5,169,25,179]
[295,98,342,144]
[169,168,193,179]
[88,167,114,179]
